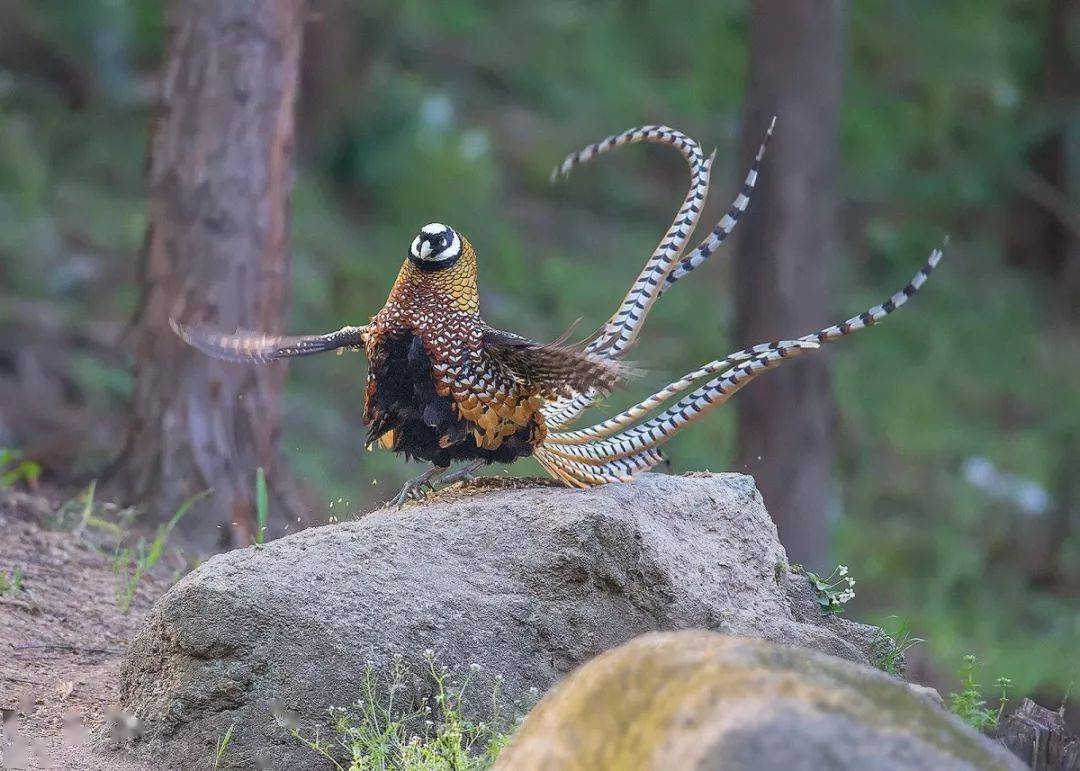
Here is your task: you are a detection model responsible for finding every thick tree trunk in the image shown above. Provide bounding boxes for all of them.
[735,0,845,568]
[112,0,307,552]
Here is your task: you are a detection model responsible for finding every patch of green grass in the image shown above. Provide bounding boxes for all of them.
[254,467,268,546]
[112,488,210,613]
[948,654,1012,732]
[0,566,24,595]
[285,650,521,770]
[870,617,925,677]
[212,722,235,770]
[50,480,130,538]
[0,447,41,489]
[806,564,857,616]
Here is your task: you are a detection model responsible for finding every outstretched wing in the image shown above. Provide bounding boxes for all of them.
[482,326,625,399]
[171,318,367,363]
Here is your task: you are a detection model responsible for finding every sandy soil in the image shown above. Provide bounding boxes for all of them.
[0,489,170,770]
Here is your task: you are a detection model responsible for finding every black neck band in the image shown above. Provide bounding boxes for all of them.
[409,253,461,272]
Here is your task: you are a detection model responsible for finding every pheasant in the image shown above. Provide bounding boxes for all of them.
[173,121,945,505]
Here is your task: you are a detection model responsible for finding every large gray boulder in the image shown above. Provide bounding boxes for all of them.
[495,631,1024,771]
[117,473,891,768]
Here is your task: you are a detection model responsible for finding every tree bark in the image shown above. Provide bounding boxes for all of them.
[735,0,845,568]
[112,0,307,552]
[996,698,1080,770]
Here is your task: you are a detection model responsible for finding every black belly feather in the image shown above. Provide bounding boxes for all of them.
[365,333,538,467]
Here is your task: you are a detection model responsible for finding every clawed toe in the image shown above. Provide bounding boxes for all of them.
[439,460,485,487]
[391,481,423,509]
[388,461,483,508]
[390,466,449,509]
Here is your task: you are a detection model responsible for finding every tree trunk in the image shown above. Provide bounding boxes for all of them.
[735,0,845,569]
[112,0,307,552]
[1005,0,1080,314]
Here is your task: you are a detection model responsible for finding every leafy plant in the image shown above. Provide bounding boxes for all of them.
[285,650,521,770]
[871,616,924,677]
[113,489,210,613]
[0,566,24,595]
[806,564,856,616]
[212,723,235,770]
[948,654,1012,731]
[254,467,269,546]
[0,447,41,489]
[773,560,788,584]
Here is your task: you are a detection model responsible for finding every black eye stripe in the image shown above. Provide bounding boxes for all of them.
[422,230,453,252]
[409,225,459,265]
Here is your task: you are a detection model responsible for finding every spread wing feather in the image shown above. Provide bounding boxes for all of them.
[482,327,625,400]
[171,319,367,363]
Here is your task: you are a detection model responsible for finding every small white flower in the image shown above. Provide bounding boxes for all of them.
[838,565,848,576]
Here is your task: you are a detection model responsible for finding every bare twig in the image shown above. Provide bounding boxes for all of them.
[1008,166,1080,241]
[11,643,122,656]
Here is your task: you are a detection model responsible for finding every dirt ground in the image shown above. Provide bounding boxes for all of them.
[0,489,170,770]
[0,476,546,770]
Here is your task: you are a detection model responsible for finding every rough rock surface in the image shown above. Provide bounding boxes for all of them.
[495,631,1025,771]
[118,473,891,768]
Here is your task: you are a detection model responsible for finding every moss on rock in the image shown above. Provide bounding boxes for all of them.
[495,631,1024,771]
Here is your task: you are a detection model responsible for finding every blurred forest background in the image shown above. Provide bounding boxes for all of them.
[0,0,1077,711]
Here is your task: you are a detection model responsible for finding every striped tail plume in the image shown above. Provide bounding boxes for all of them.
[542,119,776,431]
[534,243,946,488]
[552,125,713,360]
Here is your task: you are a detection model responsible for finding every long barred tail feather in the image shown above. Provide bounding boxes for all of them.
[541,120,776,430]
[534,445,665,488]
[660,116,776,295]
[547,338,819,445]
[550,124,704,184]
[551,126,713,359]
[539,243,945,474]
[540,344,817,463]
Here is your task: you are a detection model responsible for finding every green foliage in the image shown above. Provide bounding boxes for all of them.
[212,723,235,771]
[2,0,1077,700]
[871,617,925,677]
[806,564,857,616]
[254,467,269,547]
[113,489,209,613]
[286,651,519,771]
[0,447,41,489]
[948,654,1012,732]
[0,566,24,595]
[48,480,129,539]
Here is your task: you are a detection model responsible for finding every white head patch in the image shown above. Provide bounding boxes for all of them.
[409,223,461,262]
